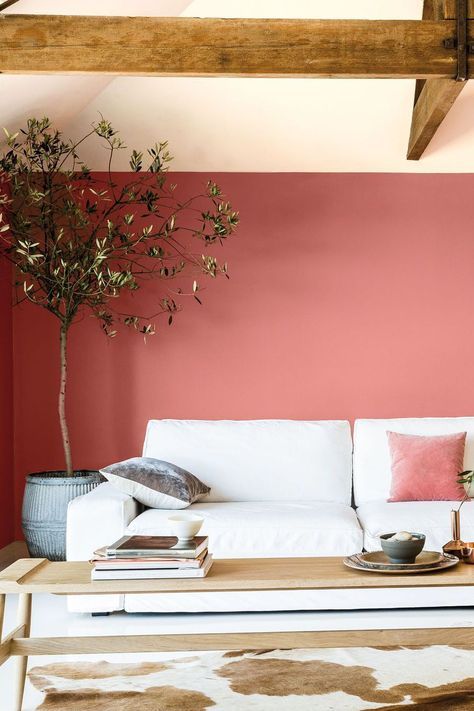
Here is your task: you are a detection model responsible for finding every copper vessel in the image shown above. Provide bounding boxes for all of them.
[442,509,474,563]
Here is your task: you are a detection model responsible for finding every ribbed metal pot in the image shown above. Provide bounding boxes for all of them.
[22,470,103,561]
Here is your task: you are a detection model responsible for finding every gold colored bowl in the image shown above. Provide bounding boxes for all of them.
[443,541,474,564]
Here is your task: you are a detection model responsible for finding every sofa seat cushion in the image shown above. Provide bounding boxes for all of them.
[126,501,363,558]
[357,500,474,552]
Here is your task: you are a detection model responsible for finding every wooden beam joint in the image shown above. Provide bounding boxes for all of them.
[444,0,474,19]
[407,0,468,159]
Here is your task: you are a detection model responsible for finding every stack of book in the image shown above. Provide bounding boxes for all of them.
[91,534,212,580]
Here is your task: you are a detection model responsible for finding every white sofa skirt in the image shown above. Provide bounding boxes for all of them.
[124,587,474,613]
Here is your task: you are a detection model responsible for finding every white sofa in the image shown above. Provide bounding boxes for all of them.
[67,417,474,614]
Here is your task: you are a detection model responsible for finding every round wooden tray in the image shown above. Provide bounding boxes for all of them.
[343,550,459,574]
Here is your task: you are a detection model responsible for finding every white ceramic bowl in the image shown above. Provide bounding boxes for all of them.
[168,513,204,542]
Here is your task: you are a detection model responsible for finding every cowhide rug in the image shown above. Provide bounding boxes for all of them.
[28,646,474,710]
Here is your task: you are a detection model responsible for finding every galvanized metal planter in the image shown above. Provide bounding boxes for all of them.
[22,470,103,561]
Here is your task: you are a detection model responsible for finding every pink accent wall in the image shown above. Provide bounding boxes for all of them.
[11,173,474,535]
[0,257,13,546]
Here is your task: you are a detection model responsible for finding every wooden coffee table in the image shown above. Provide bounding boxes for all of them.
[1,556,474,710]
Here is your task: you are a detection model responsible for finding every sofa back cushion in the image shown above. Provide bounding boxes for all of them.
[143,419,352,504]
[353,417,474,505]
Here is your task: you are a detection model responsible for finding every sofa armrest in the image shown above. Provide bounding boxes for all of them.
[67,482,140,561]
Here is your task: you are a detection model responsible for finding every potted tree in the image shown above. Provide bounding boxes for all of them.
[0,117,239,560]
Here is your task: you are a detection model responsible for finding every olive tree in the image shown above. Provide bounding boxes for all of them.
[0,117,239,475]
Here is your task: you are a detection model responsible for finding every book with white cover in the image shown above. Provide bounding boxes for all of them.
[91,554,213,580]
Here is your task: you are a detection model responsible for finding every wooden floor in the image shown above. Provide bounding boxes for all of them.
[0,542,28,573]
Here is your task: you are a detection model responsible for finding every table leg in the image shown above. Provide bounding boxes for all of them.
[14,593,31,711]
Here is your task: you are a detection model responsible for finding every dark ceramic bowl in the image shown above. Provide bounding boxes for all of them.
[380,532,426,564]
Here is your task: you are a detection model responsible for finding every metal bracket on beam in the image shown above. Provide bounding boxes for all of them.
[443,0,469,80]
[456,0,468,80]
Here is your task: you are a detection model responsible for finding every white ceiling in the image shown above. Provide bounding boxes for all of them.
[2,0,474,172]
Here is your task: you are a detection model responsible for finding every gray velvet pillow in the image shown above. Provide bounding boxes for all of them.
[100,457,210,509]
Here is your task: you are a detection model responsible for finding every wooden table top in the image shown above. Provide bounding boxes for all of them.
[1,556,474,595]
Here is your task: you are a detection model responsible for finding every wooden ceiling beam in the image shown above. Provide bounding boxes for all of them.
[0,14,466,78]
[444,0,474,18]
[407,77,465,159]
[407,0,467,160]
[0,0,20,11]
[414,1,446,105]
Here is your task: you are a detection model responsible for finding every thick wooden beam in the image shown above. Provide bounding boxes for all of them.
[414,1,446,105]
[0,0,20,11]
[0,15,464,78]
[407,76,465,159]
[407,0,466,160]
[444,0,474,18]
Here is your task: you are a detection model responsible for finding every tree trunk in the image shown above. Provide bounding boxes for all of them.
[59,325,73,476]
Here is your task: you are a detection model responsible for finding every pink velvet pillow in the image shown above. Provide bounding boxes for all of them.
[387,431,466,502]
